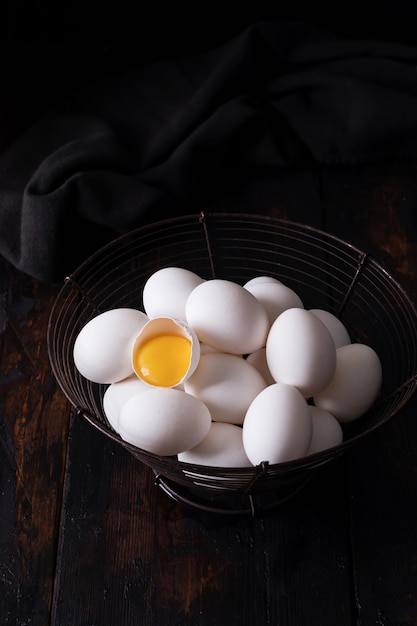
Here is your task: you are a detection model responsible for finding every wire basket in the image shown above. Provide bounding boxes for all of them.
[47,213,417,514]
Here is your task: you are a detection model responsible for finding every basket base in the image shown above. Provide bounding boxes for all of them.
[153,472,311,516]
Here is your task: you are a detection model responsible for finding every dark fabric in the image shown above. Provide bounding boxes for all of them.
[2,20,417,283]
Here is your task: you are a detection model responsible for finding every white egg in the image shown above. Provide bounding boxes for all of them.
[142,267,205,320]
[132,317,200,387]
[118,387,212,456]
[244,280,303,326]
[178,422,252,467]
[184,352,267,424]
[103,374,149,430]
[266,308,336,397]
[242,383,313,465]
[309,309,351,348]
[307,406,343,455]
[199,343,219,355]
[246,348,275,385]
[313,343,382,423]
[73,308,149,384]
[243,275,283,287]
[185,279,270,354]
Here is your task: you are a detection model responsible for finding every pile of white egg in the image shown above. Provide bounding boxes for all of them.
[73,267,383,468]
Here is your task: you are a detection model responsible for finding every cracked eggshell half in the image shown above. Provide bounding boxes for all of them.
[132,317,200,388]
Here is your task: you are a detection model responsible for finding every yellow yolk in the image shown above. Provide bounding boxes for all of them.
[133,334,192,387]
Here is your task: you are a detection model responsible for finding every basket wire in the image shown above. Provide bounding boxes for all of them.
[47,212,417,513]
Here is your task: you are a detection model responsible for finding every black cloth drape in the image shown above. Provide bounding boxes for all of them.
[2,20,417,283]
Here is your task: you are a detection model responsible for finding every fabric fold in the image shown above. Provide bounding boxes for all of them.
[2,20,417,282]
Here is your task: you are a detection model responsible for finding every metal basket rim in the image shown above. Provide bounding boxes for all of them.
[47,211,417,490]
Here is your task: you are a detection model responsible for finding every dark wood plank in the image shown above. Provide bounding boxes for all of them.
[324,159,417,625]
[52,413,354,626]
[0,260,71,624]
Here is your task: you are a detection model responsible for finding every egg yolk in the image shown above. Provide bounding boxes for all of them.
[133,334,192,387]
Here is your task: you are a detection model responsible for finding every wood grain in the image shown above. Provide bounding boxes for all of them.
[325,160,417,625]
[2,162,417,625]
[0,264,70,624]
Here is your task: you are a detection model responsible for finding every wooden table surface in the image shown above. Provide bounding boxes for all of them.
[2,19,417,623]
[1,157,417,625]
